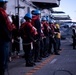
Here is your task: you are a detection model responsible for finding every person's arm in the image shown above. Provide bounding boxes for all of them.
[34,19,41,40]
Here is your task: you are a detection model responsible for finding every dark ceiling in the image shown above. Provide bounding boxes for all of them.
[32,2,59,9]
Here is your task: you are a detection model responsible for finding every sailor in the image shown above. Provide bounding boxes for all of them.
[19,13,37,67]
[49,20,60,55]
[0,0,16,74]
[72,25,76,49]
[31,9,42,62]
[41,17,49,57]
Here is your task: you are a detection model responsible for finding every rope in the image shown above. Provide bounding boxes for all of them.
[53,70,73,75]
[14,40,31,45]
[14,39,38,45]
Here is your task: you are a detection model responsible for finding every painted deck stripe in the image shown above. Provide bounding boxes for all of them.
[50,59,57,64]
[25,48,64,75]
[25,55,56,75]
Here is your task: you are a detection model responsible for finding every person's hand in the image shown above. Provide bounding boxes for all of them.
[54,32,58,34]
[42,36,46,39]
[34,40,36,42]
[12,39,14,43]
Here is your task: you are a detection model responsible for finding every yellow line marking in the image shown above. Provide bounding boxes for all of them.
[25,55,56,75]
[25,73,32,75]
[29,70,37,73]
[25,47,64,75]
[33,67,40,70]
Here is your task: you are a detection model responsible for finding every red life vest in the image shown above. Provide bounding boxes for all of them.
[31,15,39,35]
[42,21,49,31]
[49,24,55,34]
[19,21,38,38]
[0,7,14,31]
[31,15,39,26]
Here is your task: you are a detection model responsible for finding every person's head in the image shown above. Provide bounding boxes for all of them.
[32,9,41,17]
[20,18,25,24]
[24,13,32,22]
[49,19,54,24]
[46,16,49,22]
[41,17,47,22]
[55,24,60,29]
[72,25,76,29]
[0,0,8,10]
